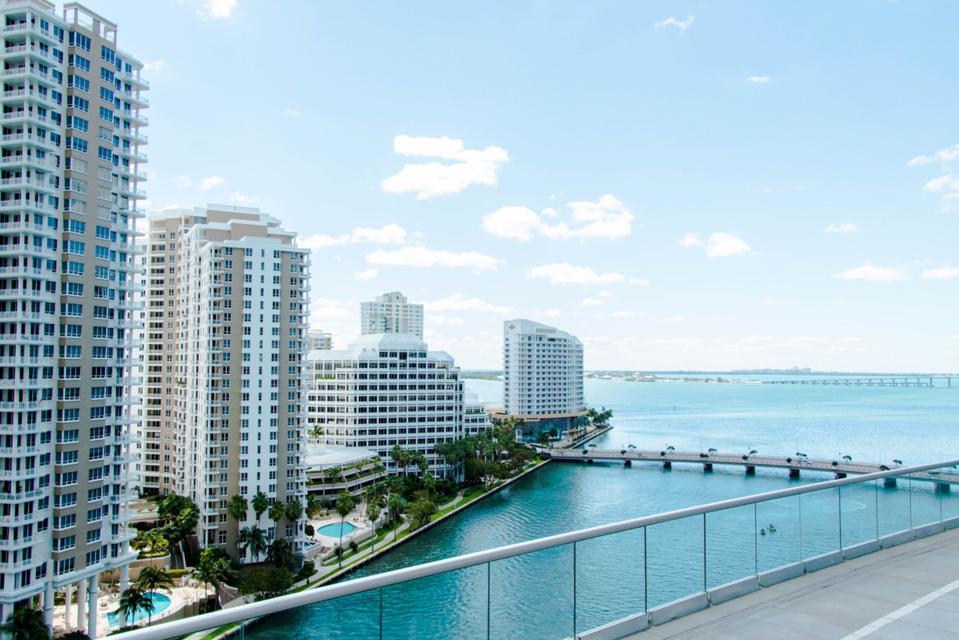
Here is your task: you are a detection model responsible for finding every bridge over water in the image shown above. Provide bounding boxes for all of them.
[762,375,956,388]
[548,447,958,488]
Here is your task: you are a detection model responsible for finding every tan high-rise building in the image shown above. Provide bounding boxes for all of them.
[0,0,146,633]
[143,205,309,557]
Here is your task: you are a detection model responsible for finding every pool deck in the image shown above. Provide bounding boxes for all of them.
[626,526,959,639]
[53,583,203,637]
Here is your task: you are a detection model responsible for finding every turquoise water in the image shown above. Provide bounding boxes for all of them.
[107,591,171,626]
[316,522,357,537]
[248,379,959,639]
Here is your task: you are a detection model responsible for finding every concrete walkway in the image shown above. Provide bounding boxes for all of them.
[629,528,959,639]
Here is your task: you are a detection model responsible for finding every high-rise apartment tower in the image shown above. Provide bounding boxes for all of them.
[0,1,147,634]
[360,291,423,338]
[142,205,309,557]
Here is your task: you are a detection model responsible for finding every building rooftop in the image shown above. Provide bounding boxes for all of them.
[304,444,379,469]
[308,332,455,362]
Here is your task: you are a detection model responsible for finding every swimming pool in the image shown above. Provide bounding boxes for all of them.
[316,522,357,537]
[107,591,172,627]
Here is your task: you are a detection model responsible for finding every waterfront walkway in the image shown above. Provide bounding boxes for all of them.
[627,527,959,639]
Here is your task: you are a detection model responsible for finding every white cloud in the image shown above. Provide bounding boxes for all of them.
[366,246,501,271]
[611,311,643,318]
[310,297,354,321]
[197,176,227,191]
[482,194,634,241]
[424,293,515,315]
[908,143,959,167]
[834,263,908,282]
[747,75,771,84]
[172,176,193,188]
[677,232,703,248]
[922,267,959,280]
[655,15,694,32]
[198,0,238,19]
[354,268,378,281]
[143,60,166,73]
[300,224,408,250]
[923,175,959,193]
[535,309,562,318]
[663,315,685,324]
[431,315,465,326]
[579,297,605,308]
[283,108,301,118]
[527,262,626,285]
[228,191,258,205]
[705,232,753,257]
[381,135,509,199]
[825,223,860,234]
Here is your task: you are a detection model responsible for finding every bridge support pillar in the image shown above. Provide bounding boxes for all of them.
[884,478,897,488]
[835,472,847,479]
[623,459,631,467]
[586,459,593,464]
[788,468,800,479]
[936,482,951,494]
[745,465,755,476]
[662,461,671,470]
[703,463,713,472]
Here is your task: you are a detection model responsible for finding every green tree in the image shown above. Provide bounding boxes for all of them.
[0,604,48,640]
[117,587,152,628]
[194,548,233,610]
[135,566,174,625]
[227,495,248,522]
[365,502,381,552]
[308,424,324,441]
[268,501,286,532]
[251,491,270,524]
[390,445,411,477]
[305,493,323,519]
[239,525,268,563]
[386,493,406,525]
[131,527,168,558]
[334,490,355,567]
[266,538,295,570]
[408,498,437,530]
[237,566,293,601]
[156,494,200,547]
[285,499,303,525]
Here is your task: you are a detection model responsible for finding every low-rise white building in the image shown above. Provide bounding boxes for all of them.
[304,444,384,501]
[307,333,464,478]
[464,393,492,436]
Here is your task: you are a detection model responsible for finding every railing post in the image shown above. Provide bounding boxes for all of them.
[486,562,491,640]
[643,526,648,613]
[875,479,880,540]
[702,513,707,593]
[572,541,577,637]
[753,502,758,574]
[379,587,383,640]
[838,486,843,550]
[798,493,803,562]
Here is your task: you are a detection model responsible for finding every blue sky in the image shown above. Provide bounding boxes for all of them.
[103,0,957,371]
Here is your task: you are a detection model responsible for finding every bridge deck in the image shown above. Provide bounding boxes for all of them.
[549,448,958,484]
[628,526,959,639]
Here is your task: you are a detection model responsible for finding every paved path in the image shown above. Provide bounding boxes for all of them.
[628,527,959,639]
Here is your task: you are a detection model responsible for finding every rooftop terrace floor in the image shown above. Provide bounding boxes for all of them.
[630,527,959,639]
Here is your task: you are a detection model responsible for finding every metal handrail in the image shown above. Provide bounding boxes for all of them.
[112,459,959,640]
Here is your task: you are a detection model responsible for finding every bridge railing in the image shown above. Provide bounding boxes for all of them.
[112,460,959,640]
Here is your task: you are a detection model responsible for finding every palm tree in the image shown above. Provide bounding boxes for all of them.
[305,493,323,519]
[386,493,406,526]
[285,499,303,527]
[365,502,381,553]
[335,490,355,567]
[194,549,232,611]
[267,538,295,569]
[0,604,48,640]
[117,586,152,629]
[227,494,248,522]
[308,424,324,441]
[239,525,268,563]
[390,445,411,477]
[136,567,174,625]
[251,490,270,524]
[268,500,286,535]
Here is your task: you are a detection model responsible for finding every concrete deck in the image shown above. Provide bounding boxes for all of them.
[627,527,959,639]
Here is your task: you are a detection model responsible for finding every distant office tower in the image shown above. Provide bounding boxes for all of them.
[0,1,146,632]
[307,333,464,478]
[360,291,423,338]
[142,205,310,557]
[307,329,332,351]
[503,319,585,439]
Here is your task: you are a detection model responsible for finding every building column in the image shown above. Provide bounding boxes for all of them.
[120,564,130,592]
[87,575,99,639]
[43,580,54,631]
[64,584,74,631]
[77,580,87,633]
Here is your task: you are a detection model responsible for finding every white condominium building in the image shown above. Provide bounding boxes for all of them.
[307,328,331,351]
[0,1,146,633]
[360,291,423,338]
[503,319,585,439]
[143,205,309,556]
[464,393,491,436]
[307,333,464,479]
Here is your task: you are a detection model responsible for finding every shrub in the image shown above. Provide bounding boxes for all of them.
[304,524,314,537]
[297,561,316,581]
[237,565,294,601]
[348,540,358,553]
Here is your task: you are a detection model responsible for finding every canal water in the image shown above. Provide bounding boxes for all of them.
[248,379,959,639]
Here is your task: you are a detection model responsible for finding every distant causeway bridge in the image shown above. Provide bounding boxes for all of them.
[763,375,956,388]
[547,448,958,489]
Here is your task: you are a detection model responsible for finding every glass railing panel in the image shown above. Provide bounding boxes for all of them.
[646,514,704,609]
[839,479,879,548]
[756,494,800,571]
[941,465,959,521]
[490,543,573,640]
[909,473,941,527]
[705,504,755,589]
[575,526,646,634]
[383,565,487,639]
[877,473,910,536]
[800,487,840,559]
[247,590,380,640]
